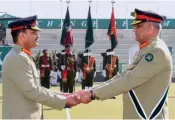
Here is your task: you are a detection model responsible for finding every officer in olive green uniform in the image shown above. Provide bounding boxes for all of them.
[2,15,73,119]
[92,8,172,119]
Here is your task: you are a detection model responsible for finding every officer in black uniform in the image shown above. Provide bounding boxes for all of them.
[101,48,119,81]
[79,49,96,89]
[39,49,52,89]
[58,44,77,93]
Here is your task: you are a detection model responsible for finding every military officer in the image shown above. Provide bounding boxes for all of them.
[58,44,77,93]
[77,8,172,119]
[2,15,80,119]
[39,49,52,89]
[101,48,119,81]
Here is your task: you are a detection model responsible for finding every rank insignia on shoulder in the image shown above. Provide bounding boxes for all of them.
[145,53,154,62]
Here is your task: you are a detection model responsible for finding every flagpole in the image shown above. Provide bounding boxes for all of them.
[157,6,162,38]
[65,0,71,119]
[96,0,98,29]
[60,0,63,30]
[87,0,92,67]
[111,0,115,68]
[111,0,115,8]
[30,0,32,16]
[66,0,70,8]
[123,0,128,29]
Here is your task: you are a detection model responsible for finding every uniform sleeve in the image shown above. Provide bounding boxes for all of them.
[58,55,64,71]
[102,56,106,70]
[74,55,77,72]
[94,58,96,71]
[79,59,83,71]
[9,55,67,109]
[94,49,167,100]
[49,57,52,70]
[116,56,119,72]
[58,56,62,71]
[39,56,42,70]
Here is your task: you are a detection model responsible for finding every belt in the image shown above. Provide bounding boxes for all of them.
[41,65,50,68]
[66,66,73,70]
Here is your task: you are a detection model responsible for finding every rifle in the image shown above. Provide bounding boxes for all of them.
[35,50,41,69]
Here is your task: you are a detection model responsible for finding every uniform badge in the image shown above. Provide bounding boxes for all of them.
[145,53,154,62]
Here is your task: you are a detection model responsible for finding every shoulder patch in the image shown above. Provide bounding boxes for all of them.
[145,53,154,62]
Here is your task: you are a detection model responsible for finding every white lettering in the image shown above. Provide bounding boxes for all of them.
[71,21,76,27]
[58,21,63,28]
[163,21,170,27]
[93,21,98,28]
[47,21,54,27]
[82,21,87,27]
[122,20,127,27]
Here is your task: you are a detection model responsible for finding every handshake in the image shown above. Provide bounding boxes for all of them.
[62,90,96,107]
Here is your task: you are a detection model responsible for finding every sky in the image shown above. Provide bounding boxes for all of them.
[0,0,174,19]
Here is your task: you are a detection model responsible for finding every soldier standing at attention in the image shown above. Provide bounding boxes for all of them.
[79,49,96,90]
[56,51,62,90]
[39,49,52,89]
[59,44,78,93]
[101,48,119,81]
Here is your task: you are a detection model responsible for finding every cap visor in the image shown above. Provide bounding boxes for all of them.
[131,20,142,26]
[31,26,42,31]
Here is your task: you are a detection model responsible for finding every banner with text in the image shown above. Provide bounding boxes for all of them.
[0,19,173,29]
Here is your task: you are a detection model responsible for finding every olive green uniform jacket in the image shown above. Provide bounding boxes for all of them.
[94,37,172,119]
[2,45,67,119]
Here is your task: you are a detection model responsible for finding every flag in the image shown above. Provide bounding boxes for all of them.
[85,6,94,49]
[60,7,73,46]
[107,7,118,50]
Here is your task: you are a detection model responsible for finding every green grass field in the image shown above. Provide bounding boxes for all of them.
[0,83,174,119]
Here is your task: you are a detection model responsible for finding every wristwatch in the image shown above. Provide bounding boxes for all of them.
[90,89,96,100]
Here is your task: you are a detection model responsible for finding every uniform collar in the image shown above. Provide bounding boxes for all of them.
[139,36,159,49]
[22,48,32,56]
[13,44,32,56]
[139,41,150,49]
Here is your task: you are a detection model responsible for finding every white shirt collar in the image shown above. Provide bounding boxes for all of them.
[83,52,92,56]
[107,51,114,55]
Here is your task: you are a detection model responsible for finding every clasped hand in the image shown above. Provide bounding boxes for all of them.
[62,90,92,107]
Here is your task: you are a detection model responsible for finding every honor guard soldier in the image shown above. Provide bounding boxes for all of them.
[79,49,96,89]
[101,48,119,81]
[57,49,65,92]
[58,44,78,93]
[39,49,52,89]
[79,9,172,120]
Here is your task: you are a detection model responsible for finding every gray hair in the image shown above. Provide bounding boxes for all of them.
[150,22,162,34]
